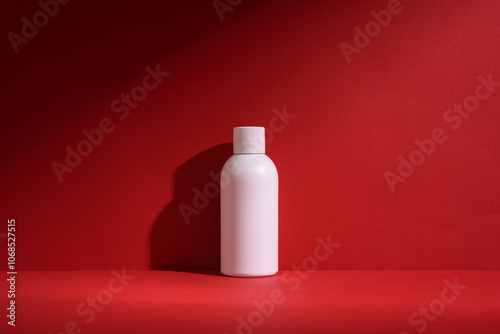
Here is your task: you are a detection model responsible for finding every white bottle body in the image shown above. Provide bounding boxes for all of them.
[220,153,278,277]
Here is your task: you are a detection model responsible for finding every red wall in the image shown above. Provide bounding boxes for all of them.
[2,0,499,270]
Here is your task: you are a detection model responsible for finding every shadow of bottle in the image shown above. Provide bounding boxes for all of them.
[150,143,232,272]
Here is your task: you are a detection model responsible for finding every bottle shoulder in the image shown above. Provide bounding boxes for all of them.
[222,154,278,180]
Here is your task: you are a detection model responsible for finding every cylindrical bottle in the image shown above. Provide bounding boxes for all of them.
[221,126,279,277]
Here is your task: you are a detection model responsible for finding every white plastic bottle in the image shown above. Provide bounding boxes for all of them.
[220,126,279,277]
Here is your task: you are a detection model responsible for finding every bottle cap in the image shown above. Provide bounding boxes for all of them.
[233,126,265,154]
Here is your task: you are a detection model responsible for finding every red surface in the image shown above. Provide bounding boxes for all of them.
[2,0,500,271]
[2,270,499,334]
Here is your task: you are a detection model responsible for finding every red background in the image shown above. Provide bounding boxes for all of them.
[2,0,500,271]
